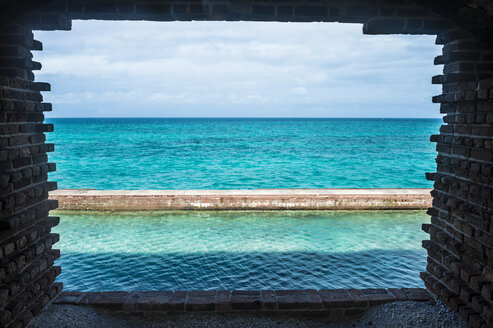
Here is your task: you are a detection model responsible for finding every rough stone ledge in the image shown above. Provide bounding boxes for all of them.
[49,188,433,211]
[53,288,432,316]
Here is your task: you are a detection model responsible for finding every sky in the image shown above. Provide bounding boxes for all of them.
[34,20,443,118]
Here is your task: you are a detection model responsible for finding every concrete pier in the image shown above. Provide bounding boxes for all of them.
[50,189,432,211]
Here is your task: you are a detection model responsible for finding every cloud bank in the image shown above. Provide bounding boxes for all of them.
[34,20,442,118]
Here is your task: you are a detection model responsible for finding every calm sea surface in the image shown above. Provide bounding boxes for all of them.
[46,118,441,189]
[54,210,428,291]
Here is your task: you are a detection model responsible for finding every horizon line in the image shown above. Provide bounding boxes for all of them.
[45,116,443,119]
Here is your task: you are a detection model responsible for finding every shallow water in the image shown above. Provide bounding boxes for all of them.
[54,210,428,291]
[46,118,441,189]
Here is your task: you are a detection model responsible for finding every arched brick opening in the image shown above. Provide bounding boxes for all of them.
[0,1,492,327]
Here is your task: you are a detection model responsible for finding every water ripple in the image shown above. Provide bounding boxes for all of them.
[53,210,429,291]
[46,118,441,190]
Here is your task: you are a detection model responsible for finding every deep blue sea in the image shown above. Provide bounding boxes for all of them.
[46,118,441,189]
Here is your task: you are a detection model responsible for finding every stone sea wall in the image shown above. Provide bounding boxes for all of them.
[50,189,432,211]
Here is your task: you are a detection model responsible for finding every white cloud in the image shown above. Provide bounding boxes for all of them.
[291,87,308,96]
[34,20,442,118]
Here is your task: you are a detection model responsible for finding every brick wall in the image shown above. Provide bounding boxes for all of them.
[17,0,449,34]
[0,1,493,327]
[0,24,62,328]
[422,29,493,328]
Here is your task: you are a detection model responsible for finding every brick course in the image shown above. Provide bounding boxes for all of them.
[53,288,432,316]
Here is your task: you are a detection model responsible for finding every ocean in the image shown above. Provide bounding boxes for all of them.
[45,118,442,190]
[54,210,428,290]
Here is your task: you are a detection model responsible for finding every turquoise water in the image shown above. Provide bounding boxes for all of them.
[46,118,441,189]
[54,210,428,291]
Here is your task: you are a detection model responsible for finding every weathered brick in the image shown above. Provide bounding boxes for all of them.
[319,289,353,308]
[186,291,216,311]
[230,291,261,310]
[276,290,308,310]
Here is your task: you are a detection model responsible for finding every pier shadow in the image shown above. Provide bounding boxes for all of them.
[58,249,426,291]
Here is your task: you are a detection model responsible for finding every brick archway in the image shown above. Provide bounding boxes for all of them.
[1,1,493,327]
